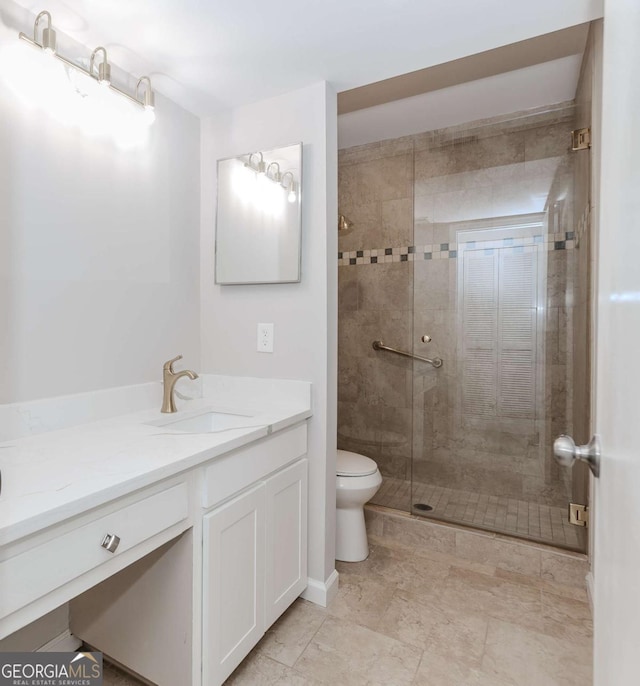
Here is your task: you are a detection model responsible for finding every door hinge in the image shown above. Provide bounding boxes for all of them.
[571,128,591,151]
[569,503,589,527]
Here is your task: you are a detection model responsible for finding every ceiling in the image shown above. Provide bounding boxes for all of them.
[338,55,583,148]
[1,0,603,116]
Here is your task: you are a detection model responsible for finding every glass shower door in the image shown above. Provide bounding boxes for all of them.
[410,107,588,552]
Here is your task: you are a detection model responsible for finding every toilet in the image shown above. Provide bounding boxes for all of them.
[335,449,383,562]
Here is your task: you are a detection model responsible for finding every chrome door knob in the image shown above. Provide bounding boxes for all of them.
[421,335,432,343]
[101,533,121,553]
[553,434,600,478]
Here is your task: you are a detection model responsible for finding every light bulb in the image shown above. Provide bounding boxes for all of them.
[287,189,296,203]
[142,105,156,125]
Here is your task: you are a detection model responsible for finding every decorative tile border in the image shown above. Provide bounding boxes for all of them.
[338,233,575,266]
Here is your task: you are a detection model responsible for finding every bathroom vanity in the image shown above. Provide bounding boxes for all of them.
[0,376,312,686]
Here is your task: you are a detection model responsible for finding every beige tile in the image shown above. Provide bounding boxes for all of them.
[413,650,511,686]
[379,589,488,665]
[256,599,327,668]
[336,542,451,596]
[494,568,589,603]
[364,507,384,537]
[381,512,456,555]
[524,122,572,161]
[336,201,381,252]
[338,267,358,312]
[541,590,593,640]
[225,653,322,685]
[454,530,541,577]
[358,154,413,205]
[368,533,496,577]
[482,618,592,686]
[326,572,397,631]
[357,262,412,312]
[295,616,422,686]
[102,663,143,686]
[540,550,589,588]
[441,567,543,632]
[382,197,413,246]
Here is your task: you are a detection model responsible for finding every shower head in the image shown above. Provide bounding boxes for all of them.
[338,214,353,231]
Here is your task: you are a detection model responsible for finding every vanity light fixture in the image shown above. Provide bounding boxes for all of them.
[33,10,56,55]
[281,171,297,203]
[136,76,156,123]
[90,46,111,86]
[18,10,157,122]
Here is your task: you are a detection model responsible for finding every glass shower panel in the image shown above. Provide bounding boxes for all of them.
[410,107,587,552]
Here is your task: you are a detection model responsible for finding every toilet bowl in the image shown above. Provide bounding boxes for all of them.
[335,449,382,562]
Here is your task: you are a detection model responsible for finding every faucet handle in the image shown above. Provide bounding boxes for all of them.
[163,355,183,373]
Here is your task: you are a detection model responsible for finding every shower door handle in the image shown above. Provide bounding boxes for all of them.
[553,434,600,478]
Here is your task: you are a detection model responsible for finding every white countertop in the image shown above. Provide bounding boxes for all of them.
[0,376,312,547]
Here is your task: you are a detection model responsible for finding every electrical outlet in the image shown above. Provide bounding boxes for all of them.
[257,323,274,353]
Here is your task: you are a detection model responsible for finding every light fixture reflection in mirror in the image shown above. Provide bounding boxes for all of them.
[281,171,297,204]
[216,142,302,284]
[232,155,297,218]
[232,161,283,217]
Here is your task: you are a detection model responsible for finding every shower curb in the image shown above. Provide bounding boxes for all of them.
[365,503,590,599]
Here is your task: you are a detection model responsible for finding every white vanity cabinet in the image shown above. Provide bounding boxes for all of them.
[202,429,308,686]
[202,484,266,685]
[1,401,310,686]
[264,459,308,627]
[1,476,191,640]
[67,422,309,686]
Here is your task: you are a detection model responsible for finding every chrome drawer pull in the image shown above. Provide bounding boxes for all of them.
[101,533,121,553]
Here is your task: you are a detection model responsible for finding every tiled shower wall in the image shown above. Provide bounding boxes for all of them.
[338,105,577,511]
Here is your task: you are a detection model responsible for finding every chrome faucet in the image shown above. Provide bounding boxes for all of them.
[161,355,198,413]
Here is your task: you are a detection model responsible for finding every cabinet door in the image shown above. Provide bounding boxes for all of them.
[202,484,265,686]
[264,458,308,627]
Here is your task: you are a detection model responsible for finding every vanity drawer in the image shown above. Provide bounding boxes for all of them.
[203,423,307,510]
[0,481,189,619]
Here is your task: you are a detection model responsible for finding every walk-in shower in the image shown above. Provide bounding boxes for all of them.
[337,101,592,553]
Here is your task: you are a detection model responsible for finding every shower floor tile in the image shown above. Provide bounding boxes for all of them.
[370,477,580,549]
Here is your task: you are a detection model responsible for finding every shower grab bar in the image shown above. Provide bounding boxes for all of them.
[372,340,443,368]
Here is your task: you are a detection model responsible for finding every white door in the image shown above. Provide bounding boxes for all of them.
[264,458,308,626]
[202,484,265,686]
[593,2,640,683]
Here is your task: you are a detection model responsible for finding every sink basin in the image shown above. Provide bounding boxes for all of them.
[150,410,257,433]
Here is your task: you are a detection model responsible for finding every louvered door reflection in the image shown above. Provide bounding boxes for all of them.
[498,251,537,419]
[462,251,499,419]
[460,247,538,423]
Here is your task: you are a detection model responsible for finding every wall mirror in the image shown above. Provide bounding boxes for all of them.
[215,142,302,284]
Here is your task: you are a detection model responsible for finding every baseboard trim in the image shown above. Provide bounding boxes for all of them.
[300,570,339,607]
[586,571,594,614]
[38,630,82,652]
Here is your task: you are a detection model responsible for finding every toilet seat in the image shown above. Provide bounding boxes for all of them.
[337,449,378,477]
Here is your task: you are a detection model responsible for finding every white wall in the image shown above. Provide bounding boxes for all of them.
[593,1,640,683]
[0,23,201,404]
[200,81,338,592]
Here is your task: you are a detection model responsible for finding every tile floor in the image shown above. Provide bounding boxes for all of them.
[103,534,592,686]
[371,476,581,549]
